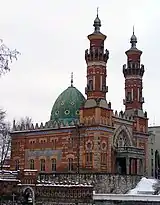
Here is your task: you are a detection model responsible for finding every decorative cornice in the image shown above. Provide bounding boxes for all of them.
[11,127,75,137]
[86,126,114,133]
[125,76,142,80]
[87,61,106,67]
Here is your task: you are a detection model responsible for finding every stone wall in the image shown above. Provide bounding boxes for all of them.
[94,174,141,193]
[39,173,141,194]
[95,202,160,205]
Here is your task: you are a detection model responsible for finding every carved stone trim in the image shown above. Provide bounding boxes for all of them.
[113,125,133,147]
[87,61,106,67]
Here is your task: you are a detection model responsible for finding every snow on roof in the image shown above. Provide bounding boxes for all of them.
[18,183,93,187]
[24,169,38,172]
[2,165,10,167]
[0,178,20,182]
[0,170,18,174]
[93,194,160,201]
[0,170,19,182]
[36,183,93,187]
[127,177,158,195]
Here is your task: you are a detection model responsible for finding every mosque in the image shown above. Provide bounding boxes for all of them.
[10,12,148,176]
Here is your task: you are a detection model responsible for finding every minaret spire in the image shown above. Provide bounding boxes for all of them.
[93,7,101,33]
[133,25,135,35]
[97,7,99,17]
[71,72,73,87]
[130,26,137,48]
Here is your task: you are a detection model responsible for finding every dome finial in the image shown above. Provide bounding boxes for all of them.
[130,25,137,48]
[71,72,73,87]
[93,7,101,33]
[97,7,99,17]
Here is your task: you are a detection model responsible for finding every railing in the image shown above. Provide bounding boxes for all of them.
[116,146,145,155]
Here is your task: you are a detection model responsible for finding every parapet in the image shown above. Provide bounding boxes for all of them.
[12,119,80,132]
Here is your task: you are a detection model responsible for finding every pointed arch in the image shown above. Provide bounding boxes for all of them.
[23,186,35,205]
[103,117,106,125]
[92,116,95,124]
[86,117,89,125]
[113,125,133,147]
[83,117,86,125]
[88,116,92,125]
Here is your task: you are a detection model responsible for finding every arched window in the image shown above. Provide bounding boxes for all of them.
[15,159,19,170]
[86,152,92,164]
[88,79,93,91]
[117,133,128,148]
[85,142,93,166]
[29,159,34,170]
[117,136,123,147]
[40,159,45,172]
[51,158,56,172]
[68,158,73,171]
[101,152,107,165]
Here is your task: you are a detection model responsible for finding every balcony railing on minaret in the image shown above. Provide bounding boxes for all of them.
[85,48,109,63]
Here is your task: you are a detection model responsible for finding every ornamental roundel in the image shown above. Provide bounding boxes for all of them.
[61,101,64,105]
[70,101,75,105]
[101,142,107,150]
[55,110,59,115]
[76,110,79,115]
[64,110,70,115]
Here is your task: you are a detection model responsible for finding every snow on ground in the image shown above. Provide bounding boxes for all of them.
[127,177,159,195]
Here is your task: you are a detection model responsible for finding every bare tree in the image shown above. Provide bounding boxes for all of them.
[0,109,5,127]
[0,110,11,170]
[0,38,20,168]
[16,116,33,128]
[0,39,20,76]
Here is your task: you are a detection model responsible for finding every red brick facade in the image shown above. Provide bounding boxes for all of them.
[10,15,148,176]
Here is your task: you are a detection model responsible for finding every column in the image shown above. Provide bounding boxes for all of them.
[135,159,137,175]
[142,159,145,175]
[139,159,144,175]
[126,157,130,174]
[130,158,132,174]
[137,159,140,175]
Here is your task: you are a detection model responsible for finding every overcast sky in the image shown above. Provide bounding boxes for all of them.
[0,0,159,126]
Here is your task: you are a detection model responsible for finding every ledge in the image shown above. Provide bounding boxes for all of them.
[93,194,160,201]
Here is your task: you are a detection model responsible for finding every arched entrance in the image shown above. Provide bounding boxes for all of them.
[113,126,132,174]
[113,125,145,175]
[23,186,35,205]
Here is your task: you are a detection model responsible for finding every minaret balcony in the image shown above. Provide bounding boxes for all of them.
[124,98,133,104]
[85,48,109,63]
[123,99,132,104]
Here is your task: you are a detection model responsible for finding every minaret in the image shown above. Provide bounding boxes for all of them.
[123,28,145,115]
[85,8,109,100]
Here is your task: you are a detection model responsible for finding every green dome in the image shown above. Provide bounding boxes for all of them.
[50,86,85,124]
